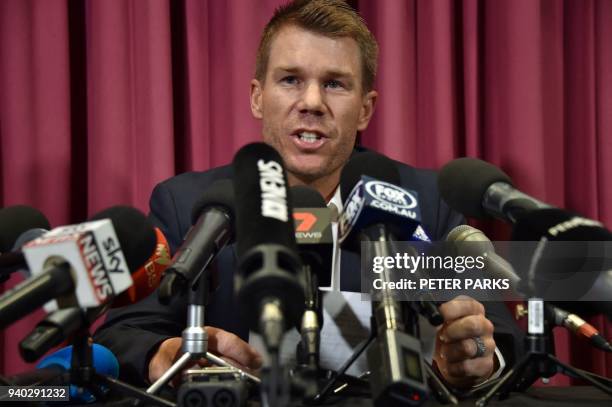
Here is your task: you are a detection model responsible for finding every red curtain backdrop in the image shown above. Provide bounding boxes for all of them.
[1,0,610,383]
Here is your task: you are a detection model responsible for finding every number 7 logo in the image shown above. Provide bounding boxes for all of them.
[293,212,317,232]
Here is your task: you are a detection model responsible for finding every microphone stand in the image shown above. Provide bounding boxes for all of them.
[9,298,175,406]
[311,315,376,403]
[476,297,612,407]
[12,310,176,406]
[146,268,260,397]
[313,230,456,406]
[312,305,458,405]
[69,328,176,407]
[291,264,323,401]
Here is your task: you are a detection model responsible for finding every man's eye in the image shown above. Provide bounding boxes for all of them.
[325,79,344,89]
[281,76,298,85]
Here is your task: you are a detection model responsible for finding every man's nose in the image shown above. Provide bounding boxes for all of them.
[297,82,325,116]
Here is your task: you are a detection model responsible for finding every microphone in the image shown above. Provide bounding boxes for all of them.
[232,143,305,353]
[19,227,172,362]
[439,156,612,233]
[113,227,171,307]
[0,228,49,282]
[19,307,86,363]
[0,206,50,280]
[512,207,612,241]
[290,185,333,287]
[0,205,50,253]
[35,344,119,403]
[0,206,156,329]
[446,225,521,291]
[438,157,550,222]
[446,226,612,349]
[13,228,50,251]
[338,152,428,406]
[339,153,422,249]
[158,179,234,302]
[511,208,611,317]
[547,304,612,352]
[289,185,333,369]
[438,158,612,316]
[338,152,439,321]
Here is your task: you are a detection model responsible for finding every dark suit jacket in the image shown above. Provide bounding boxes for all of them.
[94,154,524,386]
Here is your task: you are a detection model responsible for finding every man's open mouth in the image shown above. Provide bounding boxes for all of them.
[296,131,323,144]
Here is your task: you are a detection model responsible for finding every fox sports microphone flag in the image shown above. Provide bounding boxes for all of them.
[339,151,422,249]
[232,142,304,333]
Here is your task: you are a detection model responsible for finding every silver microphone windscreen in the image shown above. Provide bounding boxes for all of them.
[446,225,521,290]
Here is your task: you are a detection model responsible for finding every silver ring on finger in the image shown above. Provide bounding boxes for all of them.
[471,336,486,358]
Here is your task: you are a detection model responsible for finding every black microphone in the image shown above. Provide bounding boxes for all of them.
[19,307,85,362]
[0,206,50,280]
[290,186,333,287]
[232,143,305,353]
[438,157,550,222]
[338,152,428,406]
[289,185,333,369]
[438,158,612,317]
[511,208,612,317]
[0,205,50,253]
[0,228,49,283]
[158,179,234,302]
[13,229,49,251]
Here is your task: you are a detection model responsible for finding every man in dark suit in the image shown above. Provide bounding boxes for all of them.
[95,0,523,389]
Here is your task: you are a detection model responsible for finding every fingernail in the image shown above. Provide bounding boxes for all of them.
[439,352,445,359]
[439,334,446,342]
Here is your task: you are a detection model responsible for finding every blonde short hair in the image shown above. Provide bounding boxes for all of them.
[255,0,378,92]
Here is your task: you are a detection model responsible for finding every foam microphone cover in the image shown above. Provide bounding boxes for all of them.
[36,343,119,403]
[232,143,305,331]
[438,157,512,218]
[90,206,157,273]
[340,151,401,203]
[190,178,235,227]
[232,143,297,258]
[13,229,49,251]
[512,208,612,242]
[512,208,611,315]
[0,205,51,253]
[291,185,327,208]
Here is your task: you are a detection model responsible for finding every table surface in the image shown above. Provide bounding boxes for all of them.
[284,386,612,407]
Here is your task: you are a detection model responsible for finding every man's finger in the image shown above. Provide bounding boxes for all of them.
[206,326,263,370]
[439,314,493,343]
[445,356,494,379]
[438,295,485,322]
[438,336,496,363]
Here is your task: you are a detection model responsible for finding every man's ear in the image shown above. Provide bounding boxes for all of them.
[250,79,263,119]
[357,90,378,131]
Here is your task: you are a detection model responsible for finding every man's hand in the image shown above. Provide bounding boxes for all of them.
[433,296,497,388]
[148,326,263,385]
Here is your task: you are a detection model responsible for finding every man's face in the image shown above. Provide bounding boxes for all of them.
[250,25,377,183]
